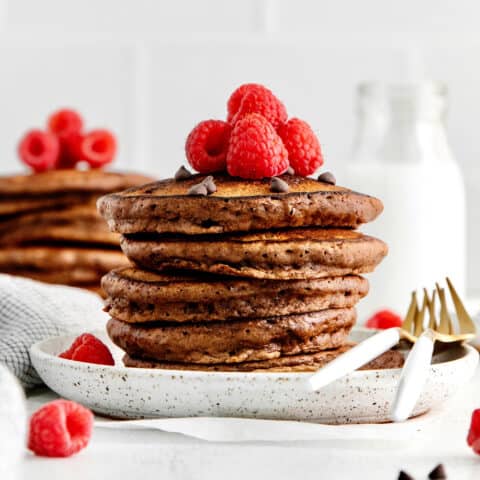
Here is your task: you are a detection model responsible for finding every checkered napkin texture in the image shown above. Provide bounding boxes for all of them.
[0,274,107,389]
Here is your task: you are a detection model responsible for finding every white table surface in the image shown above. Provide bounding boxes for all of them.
[20,367,480,480]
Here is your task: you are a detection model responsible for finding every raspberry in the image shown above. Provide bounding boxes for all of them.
[467,409,480,455]
[365,309,403,329]
[79,129,117,168]
[28,400,93,457]
[57,133,82,169]
[59,333,115,366]
[227,83,287,129]
[186,120,231,173]
[48,109,83,140]
[277,118,323,176]
[227,113,288,179]
[18,129,60,173]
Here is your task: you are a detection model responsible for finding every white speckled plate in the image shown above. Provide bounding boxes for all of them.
[30,328,478,424]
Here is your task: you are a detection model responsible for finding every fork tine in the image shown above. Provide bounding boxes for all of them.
[436,284,451,334]
[446,278,476,334]
[427,289,437,329]
[402,291,417,334]
[414,291,428,337]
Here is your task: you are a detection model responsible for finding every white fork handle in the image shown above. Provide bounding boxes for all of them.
[390,330,435,422]
[308,328,401,391]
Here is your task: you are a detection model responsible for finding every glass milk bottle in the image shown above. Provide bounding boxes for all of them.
[344,83,466,320]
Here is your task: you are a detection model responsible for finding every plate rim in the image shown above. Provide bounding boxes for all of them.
[30,329,479,381]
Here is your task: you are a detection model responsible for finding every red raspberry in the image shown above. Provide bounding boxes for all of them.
[227,83,287,130]
[79,129,117,168]
[467,409,480,455]
[48,109,83,140]
[28,400,93,457]
[57,133,82,169]
[59,333,115,366]
[186,120,231,173]
[18,129,60,173]
[227,113,288,179]
[277,118,323,176]
[365,309,403,329]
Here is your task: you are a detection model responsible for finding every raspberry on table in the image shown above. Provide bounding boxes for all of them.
[18,129,60,173]
[227,83,287,130]
[78,129,117,168]
[28,400,94,457]
[185,120,232,173]
[467,409,480,455]
[48,109,84,140]
[365,309,403,329]
[227,113,288,179]
[277,118,323,176]
[59,333,115,366]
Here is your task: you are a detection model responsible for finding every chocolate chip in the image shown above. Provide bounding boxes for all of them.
[398,471,414,480]
[187,183,208,196]
[317,171,336,185]
[174,166,192,181]
[201,175,217,194]
[286,166,295,175]
[428,464,446,479]
[270,177,289,193]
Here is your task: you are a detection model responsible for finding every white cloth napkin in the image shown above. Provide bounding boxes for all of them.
[0,274,107,388]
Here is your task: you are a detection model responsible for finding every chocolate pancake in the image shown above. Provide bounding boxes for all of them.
[103,267,369,323]
[0,246,129,273]
[0,204,119,246]
[107,308,356,364]
[0,170,154,217]
[123,346,405,372]
[120,229,388,280]
[98,173,383,235]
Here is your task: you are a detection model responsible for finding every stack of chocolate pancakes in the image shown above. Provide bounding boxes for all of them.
[99,172,403,371]
[0,169,153,295]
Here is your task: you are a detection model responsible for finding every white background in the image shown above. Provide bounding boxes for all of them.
[0,0,479,294]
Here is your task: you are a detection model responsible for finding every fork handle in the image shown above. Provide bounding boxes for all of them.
[308,328,401,391]
[390,329,435,422]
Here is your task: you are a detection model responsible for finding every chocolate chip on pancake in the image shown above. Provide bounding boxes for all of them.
[102,266,369,323]
[270,176,289,193]
[122,345,404,372]
[107,308,356,364]
[98,173,383,235]
[120,228,388,280]
[174,166,193,181]
[317,171,336,185]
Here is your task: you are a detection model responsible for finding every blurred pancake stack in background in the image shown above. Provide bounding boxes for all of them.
[0,169,153,296]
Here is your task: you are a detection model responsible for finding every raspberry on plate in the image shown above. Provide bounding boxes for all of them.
[227,113,288,179]
[467,409,480,455]
[28,400,93,457]
[79,129,117,168]
[48,109,84,140]
[18,129,60,173]
[186,120,232,173]
[227,83,287,130]
[277,118,323,176]
[59,333,115,366]
[365,309,403,329]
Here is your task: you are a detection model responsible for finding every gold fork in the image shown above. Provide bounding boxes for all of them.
[391,278,476,421]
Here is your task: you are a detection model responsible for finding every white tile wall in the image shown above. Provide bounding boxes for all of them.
[1,0,480,294]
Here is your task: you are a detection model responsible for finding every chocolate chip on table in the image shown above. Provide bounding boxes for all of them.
[428,464,447,479]
[187,183,208,196]
[317,171,336,185]
[286,166,295,175]
[270,177,289,193]
[398,471,414,480]
[174,166,192,181]
[201,175,217,194]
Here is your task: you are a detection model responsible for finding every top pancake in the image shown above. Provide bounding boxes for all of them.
[98,173,383,235]
[0,169,154,196]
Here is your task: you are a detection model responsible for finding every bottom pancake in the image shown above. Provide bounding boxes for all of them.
[122,345,404,372]
[107,308,356,364]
